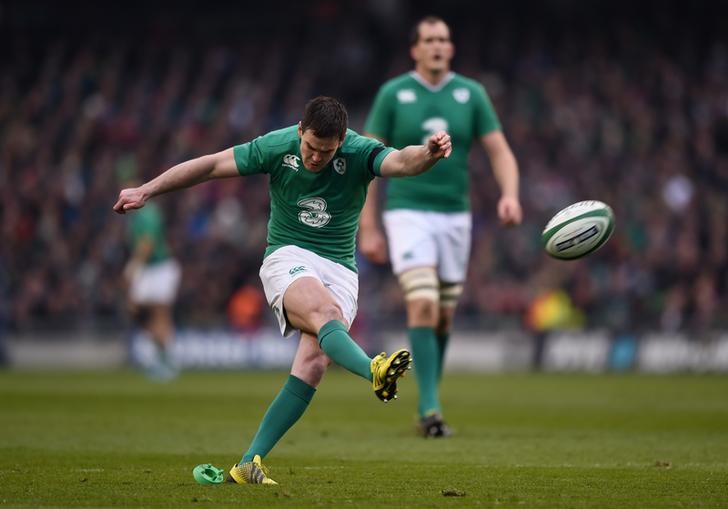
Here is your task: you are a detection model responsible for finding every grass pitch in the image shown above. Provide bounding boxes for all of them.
[1,370,727,508]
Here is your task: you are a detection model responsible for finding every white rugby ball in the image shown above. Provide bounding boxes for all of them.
[542,201,615,260]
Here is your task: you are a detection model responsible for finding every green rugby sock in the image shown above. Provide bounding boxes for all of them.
[436,332,450,383]
[409,326,441,417]
[241,375,315,462]
[318,320,372,381]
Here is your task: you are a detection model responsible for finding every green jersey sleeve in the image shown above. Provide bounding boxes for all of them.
[343,131,394,178]
[361,137,394,178]
[233,135,269,176]
[371,146,394,177]
[363,85,394,141]
[473,83,502,136]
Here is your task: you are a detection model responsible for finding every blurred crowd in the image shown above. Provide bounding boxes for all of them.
[2,0,728,336]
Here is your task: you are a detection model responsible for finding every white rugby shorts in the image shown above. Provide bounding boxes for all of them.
[259,245,359,337]
[383,209,472,282]
[129,259,181,305]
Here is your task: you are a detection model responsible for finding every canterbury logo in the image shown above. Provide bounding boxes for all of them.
[282,154,300,171]
[289,265,306,275]
[397,89,416,103]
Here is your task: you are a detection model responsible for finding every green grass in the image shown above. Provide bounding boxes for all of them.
[1,370,727,508]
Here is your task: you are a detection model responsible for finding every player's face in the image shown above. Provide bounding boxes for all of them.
[298,124,343,172]
[411,21,453,74]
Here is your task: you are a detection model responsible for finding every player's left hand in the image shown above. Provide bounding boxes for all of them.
[426,131,452,159]
[122,260,142,284]
[498,195,522,226]
[358,227,389,264]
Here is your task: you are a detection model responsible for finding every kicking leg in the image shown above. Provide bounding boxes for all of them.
[285,277,411,402]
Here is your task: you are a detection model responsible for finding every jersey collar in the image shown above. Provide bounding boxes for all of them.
[409,71,455,92]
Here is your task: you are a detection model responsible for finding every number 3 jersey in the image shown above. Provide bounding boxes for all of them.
[365,71,501,213]
[233,125,393,272]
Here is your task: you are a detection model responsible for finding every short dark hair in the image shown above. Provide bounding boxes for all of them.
[409,16,449,46]
[301,96,348,140]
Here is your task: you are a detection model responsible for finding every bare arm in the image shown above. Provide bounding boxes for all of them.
[357,132,389,263]
[379,131,452,178]
[360,132,387,234]
[358,177,388,263]
[480,131,523,225]
[113,148,239,214]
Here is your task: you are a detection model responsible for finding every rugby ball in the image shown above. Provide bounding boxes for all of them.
[542,201,615,260]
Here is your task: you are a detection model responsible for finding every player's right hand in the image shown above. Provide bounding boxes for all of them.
[113,187,147,214]
[498,195,523,226]
[358,228,389,264]
[426,130,452,160]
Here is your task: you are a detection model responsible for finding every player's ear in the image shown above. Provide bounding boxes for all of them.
[297,122,303,137]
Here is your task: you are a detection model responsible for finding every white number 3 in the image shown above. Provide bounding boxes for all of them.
[297,197,331,228]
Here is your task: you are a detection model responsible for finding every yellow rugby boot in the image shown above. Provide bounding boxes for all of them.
[227,455,278,485]
[370,349,411,402]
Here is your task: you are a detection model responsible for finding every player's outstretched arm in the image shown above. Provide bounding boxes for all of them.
[113,148,239,214]
[379,131,452,178]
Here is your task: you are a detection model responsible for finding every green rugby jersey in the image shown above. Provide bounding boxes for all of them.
[233,125,394,272]
[365,71,501,212]
[128,202,170,265]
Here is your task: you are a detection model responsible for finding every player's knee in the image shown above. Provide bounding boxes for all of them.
[436,312,454,335]
[437,283,462,333]
[399,267,439,303]
[400,267,440,325]
[311,302,344,327]
[440,282,463,310]
[408,298,439,325]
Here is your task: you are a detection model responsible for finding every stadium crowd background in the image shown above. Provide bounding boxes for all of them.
[2,0,728,342]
